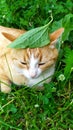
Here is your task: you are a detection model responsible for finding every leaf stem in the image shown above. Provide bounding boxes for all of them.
[0,99,14,111]
[44,12,53,27]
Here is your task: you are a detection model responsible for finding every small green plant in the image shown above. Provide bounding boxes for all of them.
[64,47,73,84]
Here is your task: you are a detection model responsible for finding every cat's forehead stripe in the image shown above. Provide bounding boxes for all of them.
[26,48,42,60]
[30,54,38,68]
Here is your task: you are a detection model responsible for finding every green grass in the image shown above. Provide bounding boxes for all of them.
[0,0,73,129]
[0,80,73,130]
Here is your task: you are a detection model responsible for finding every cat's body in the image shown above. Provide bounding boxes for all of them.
[0,26,64,93]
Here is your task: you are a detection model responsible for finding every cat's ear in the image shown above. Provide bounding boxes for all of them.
[2,32,17,41]
[0,32,11,56]
[49,28,64,48]
[1,31,25,42]
[0,26,25,56]
[0,26,25,42]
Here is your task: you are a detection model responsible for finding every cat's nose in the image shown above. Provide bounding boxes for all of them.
[29,70,37,78]
[30,72,37,78]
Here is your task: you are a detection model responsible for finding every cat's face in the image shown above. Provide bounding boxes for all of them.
[1,28,64,79]
[7,27,64,80]
[11,45,58,79]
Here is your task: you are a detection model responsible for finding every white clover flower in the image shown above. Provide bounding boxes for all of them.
[71,67,73,72]
[70,99,73,105]
[48,10,52,13]
[62,41,64,44]
[34,104,39,108]
[58,74,65,81]
[3,15,5,18]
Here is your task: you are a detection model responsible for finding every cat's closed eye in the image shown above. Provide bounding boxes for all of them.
[20,61,27,65]
[21,61,46,66]
[39,62,45,66]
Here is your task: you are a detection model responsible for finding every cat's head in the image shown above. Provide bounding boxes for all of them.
[1,27,64,79]
[9,28,64,79]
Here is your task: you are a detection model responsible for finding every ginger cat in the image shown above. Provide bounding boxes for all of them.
[0,26,64,93]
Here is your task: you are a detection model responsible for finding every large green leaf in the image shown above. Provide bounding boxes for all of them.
[8,23,51,49]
